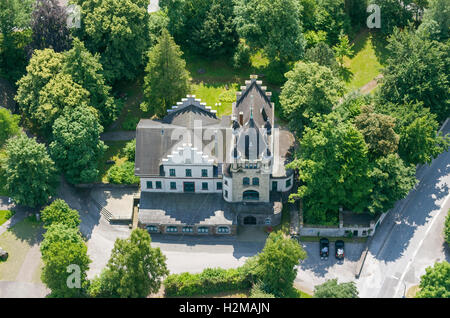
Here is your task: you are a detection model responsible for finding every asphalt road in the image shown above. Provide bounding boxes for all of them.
[356,121,450,298]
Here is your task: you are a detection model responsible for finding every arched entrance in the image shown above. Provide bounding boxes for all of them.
[244,216,257,225]
[243,190,259,201]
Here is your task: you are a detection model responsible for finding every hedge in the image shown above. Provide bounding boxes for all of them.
[164,267,252,297]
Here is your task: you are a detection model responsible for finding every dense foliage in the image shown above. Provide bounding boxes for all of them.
[89,229,168,298]
[0,108,19,146]
[141,29,190,117]
[41,199,81,229]
[2,133,58,207]
[416,261,450,298]
[74,0,150,83]
[280,61,344,137]
[445,210,450,245]
[313,279,359,298]
[40,223,84,256]
[29,0,72,53]
[49,106,106,184]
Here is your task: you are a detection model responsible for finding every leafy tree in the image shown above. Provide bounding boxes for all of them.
[354,105,399,159]
[333,32,354,68]
[254,232,307,297]
[148,9,169,47]
[280,61,344,136]
[40,223,84,257]
[15,48,63,128]
[141,29,190,117]
[314,0,351,45]
[29,0,72,53]
[368,154,417,214]
[160,0,211,46]
[368,0,413,36]
[420,0,449,41]
[123,139,136,162]
[234,0,306,63]
[89,228,168,298]
[249,282,275,298]
[41,239,91,297]
[0,108,20,146]
[335,91,372,121]
[304,42,339,72]
[374,101,449,165]
[41,199,81,229]
[416,261,450,298]
[379,28,449,122]
[398,114,449,165]
[313,279,359,298]
[287,114,372,224]
[36,72,91,135]
[344,0,369,29]
[107,161,139,185]
[194,0,238,56]
[2,134,58,207]
[0,0,33,81]
[49,106,106,184]
[445,210,450,245]
[62,38,118,127]
[74,0,150,83]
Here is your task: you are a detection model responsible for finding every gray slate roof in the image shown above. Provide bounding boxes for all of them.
[139,192,236,225]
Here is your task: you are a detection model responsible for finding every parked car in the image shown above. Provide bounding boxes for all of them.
[319,238,329,259]
[335,240,345,260]
[0,247,8,261]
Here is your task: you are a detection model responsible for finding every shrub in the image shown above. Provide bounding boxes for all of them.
[232,42,251,69]
[107,161,139,185]
[249,281,275,298]
[41,199,80,229]
[122,115,140,131]
[164,267,252,297]
[123,139,136,162]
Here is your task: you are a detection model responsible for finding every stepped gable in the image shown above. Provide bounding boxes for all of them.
[233,75,274,128]
[163,95,219,128]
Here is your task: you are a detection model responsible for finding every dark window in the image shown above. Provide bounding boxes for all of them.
[217,226,230,234]
[182,226,193,233]
[224,180,228,186]
[146,225,158,232]
[169,169,176,177]
[201,169,208,177]
[243,177,250,185]
[156,181,162,189]
[166,226,178,233]
[217,182,223,190]
[272,181,277,191]
[202,182,208,190]
[243,190,259,201]
[198,226,209,234]
[286,179,291,188]
[252,178,259,186]
[186,169,192,177]
[146,181,153,189]
[170,182,176,190]
[225,190,228,198]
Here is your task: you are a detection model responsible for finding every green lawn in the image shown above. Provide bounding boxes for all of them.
[0,217,43,281]
[97,140,129,183]
[0,210,14,226]
[343,30,386,91]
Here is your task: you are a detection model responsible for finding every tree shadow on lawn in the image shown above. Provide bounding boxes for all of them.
[6,216,44,247]
[370,31,390,66]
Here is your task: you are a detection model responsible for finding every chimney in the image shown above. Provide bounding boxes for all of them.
[239,112,244,126]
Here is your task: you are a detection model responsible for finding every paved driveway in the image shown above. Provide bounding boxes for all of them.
[294,241,365,295]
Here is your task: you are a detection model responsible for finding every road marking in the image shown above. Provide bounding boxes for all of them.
[393,192,450,297]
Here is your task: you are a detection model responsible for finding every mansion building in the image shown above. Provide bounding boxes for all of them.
[135,75,295,235]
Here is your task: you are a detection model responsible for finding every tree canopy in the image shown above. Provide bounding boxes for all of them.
[280,61,344,137]
[49,106,106,184]
[416,261,450,298]
[74,0,151,83]
[379,27,449,123]
[2,133,58,207]
[41,199,81,229]
[141,29,190,118]
[0,108,20,146]
[40,223,84,257]
[29,0,72,54]
[89,228,169,298]
[234,0,306,63]
[313,279,359,298]
[287,114,372,224]
[254,232,307,297]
